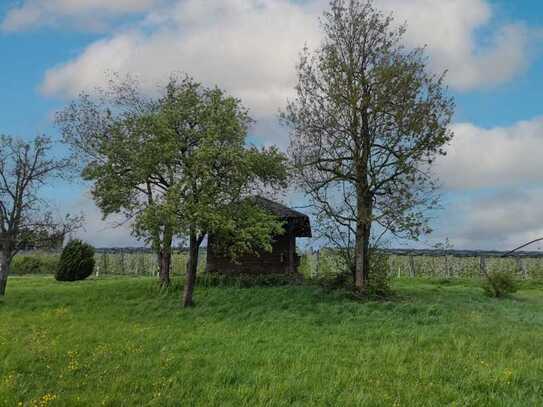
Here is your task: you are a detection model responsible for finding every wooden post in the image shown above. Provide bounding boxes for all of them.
[315,250,320,276]
[138,253,144,275]
[516,257,528,279]
[120,250,125,274]
[387,255,394,277]
[102,253,108,275]
[409,255,416,277]
[479,256,487,278]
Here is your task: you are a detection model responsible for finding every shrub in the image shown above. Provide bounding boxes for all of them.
[11,255,59,275]
[55,240,96,282]
[482,271,518,298]
[314,252,393,298]
[366,254,392,298]
[198,272,303,288]
[316,270,352,291]
[298,253,312,277]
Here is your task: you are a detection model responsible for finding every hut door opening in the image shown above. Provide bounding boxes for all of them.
[288,234,296,273]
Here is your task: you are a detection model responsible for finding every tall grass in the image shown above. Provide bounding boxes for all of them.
[1,277,543,406]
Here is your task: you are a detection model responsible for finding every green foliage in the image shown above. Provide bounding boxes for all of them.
[482,271,518,298]
[298,253,312,276]
[366,254,392,298]
[55,240,95,282]
[308,250,352,290]
[312,252,393,298]
[209,199,286,261]
[11,254,59,275]
[315,270,352,291]
[2,277,543,405]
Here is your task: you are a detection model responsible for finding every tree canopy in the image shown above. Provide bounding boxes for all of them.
[58,75,289,306]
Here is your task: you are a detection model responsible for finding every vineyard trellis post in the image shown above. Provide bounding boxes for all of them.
[120,250,125,274]
[102,253,108,275]
[409,256,416,277]
[515,257,528,279]
[479,256,487,278]
[387,256,394,278]
[315,250,320,277]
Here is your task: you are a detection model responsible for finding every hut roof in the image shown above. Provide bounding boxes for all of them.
[252,196,312,238]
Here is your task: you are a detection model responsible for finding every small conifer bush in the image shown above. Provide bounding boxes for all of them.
[55,240,95,281]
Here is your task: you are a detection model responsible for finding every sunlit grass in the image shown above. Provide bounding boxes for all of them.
[1,276,543,406]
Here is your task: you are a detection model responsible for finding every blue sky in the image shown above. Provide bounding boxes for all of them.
[1,0,542,250]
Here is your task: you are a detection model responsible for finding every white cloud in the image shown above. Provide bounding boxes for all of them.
[1,0,159,32]
[378,0,530,90]
[41,0,323,119]
[437,188,543,250]
[431,116,543,249]
[38,0,537,124]
[69,192,143,248]
[436,117,543,190]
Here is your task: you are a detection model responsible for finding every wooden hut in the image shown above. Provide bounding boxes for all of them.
[206,197,312,274]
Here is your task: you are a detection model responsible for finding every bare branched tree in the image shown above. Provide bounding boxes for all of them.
[0,135,77,296]
[282,0,454,292]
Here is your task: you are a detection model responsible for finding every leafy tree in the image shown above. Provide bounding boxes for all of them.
[57,76,178,287]
[282,0,454,293]
[58,75,288,306]
[0,135,75,296]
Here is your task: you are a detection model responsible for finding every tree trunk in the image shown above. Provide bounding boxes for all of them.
[0,250,11,297]
[354,203,371,293]
[353,119,372,293]
[157,226,173,287]
[158,249,172,287]
[182,232,200,307]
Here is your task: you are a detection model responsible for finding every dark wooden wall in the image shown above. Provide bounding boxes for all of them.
[206,233,300,274]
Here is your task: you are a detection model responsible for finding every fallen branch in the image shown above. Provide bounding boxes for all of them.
[502,238,543,258]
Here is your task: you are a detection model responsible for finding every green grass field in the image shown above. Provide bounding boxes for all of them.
[1,277,543,406]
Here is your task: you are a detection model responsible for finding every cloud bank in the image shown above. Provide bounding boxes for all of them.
[41,0,323,119]
[35,0,536,120]
[69,193,142,248]
[438,188,543,250]
[1,0,159,32]
[430,116,543,250]
[436,117,543,190]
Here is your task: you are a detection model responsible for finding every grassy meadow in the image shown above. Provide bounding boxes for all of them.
[1,276,543,406]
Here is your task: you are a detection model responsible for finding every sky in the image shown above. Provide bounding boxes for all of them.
[0,0,542,251]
